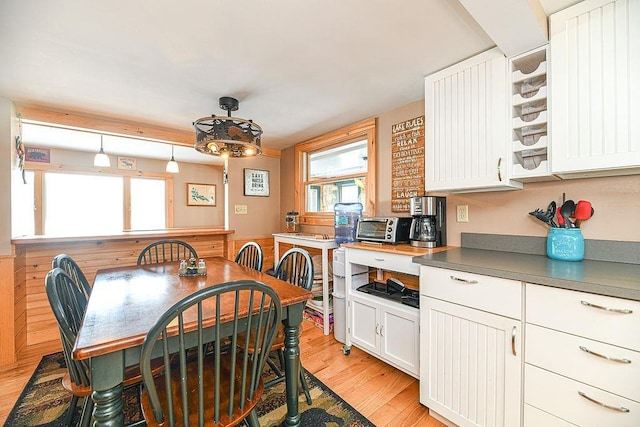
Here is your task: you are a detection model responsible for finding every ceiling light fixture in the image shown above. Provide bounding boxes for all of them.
[166,145,180,173]
[193,96,262,158]
[93,135,111,167]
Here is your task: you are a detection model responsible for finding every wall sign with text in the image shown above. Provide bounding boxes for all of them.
[244,168,270,197]
[391,115,425,212]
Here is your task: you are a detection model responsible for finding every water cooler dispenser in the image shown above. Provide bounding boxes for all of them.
[334,203,363,245]
[332,247,368,344]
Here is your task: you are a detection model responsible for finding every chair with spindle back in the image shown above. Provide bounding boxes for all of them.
[46,268,162,426]
[234,241,264,272]
[137,239,198,265]
[138,280,281,427]
[52,253,92,299]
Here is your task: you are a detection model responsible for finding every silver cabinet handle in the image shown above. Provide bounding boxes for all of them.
[580,300,633,314]
[511,326,517,356]
[578,391,630,413]
[449,275,478,284]
[374,257,385,262]
[579,346,631,364]
[375,323,380,335]
[497,158,503,181]
[380,324,384,337]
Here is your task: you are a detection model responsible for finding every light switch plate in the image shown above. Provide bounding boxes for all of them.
[234,205,248,215]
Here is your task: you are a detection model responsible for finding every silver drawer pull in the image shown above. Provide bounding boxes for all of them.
[578,391,630,413]
[580,300,633,314]
[374,257,385,262]
[511,326,517,356]
[449,275,478,284]
[579,346,631,364]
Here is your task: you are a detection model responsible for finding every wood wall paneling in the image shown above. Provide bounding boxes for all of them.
[0,255,18,364]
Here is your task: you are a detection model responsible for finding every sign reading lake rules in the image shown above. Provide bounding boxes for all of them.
[391,115,425,212]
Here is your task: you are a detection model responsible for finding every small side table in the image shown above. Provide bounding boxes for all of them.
[273,233,339,335]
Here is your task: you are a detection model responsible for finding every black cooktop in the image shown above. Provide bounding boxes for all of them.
[356,280,419,309]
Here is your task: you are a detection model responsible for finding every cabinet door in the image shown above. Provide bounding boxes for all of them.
[420,296,522,427]
[380,304,419,377]
[425,47,522,192]
[349,295,378,354]
[550,0,640,176]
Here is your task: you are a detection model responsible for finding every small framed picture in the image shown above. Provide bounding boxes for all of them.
[244,168,270,197]
[25,147,50,163]
[187,183,216,206]
[118,157,137,170]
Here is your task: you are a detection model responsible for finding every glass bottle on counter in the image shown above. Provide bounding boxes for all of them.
[285,211,300,233]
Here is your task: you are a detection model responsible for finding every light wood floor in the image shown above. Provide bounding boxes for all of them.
[0,320,445,426]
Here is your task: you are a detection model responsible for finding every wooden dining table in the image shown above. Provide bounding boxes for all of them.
[73,256,312,427]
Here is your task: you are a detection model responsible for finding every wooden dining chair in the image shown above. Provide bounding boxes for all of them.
[46,268,161,427]
[266,247,314,404]
[138,280,281,427]
[234,241,264,271]
[52,253,92,299]
[137,239,198,265]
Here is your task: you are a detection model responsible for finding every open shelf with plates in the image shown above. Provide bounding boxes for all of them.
[510,45,554,181]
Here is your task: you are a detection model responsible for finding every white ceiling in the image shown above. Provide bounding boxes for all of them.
[0,0,580,162]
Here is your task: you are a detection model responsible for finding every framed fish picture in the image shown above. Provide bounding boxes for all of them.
[187,183,216,206]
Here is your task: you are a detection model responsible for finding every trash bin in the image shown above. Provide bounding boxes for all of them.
[332,292,346,344]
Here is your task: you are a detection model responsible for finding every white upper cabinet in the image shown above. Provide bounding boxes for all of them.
[425,47,523,192]
[550,0,640,177]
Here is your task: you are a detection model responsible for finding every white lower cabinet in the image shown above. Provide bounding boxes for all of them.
[419,268,640,427]
[344,246,422,378]
[419,266,522,427]
[525,283,640,427]
[349,292,419,377]
[524,404,577,427]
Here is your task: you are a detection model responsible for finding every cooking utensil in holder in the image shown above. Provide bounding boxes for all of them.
[547,228,584,261]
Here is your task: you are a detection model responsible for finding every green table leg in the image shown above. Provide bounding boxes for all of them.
[90,352,125,426]
[282,302,304,427]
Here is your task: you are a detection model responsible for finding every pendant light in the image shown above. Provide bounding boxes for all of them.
[93,135,111,167]
[166,145,180,173]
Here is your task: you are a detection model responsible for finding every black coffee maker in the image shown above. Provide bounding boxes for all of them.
[409,196,446,248]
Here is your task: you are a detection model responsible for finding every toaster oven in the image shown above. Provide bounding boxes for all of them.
[356,217,412,244]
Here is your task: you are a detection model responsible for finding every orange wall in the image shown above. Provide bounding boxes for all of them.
[281,100,640,246]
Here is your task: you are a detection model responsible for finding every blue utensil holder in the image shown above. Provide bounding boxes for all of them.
[547,228,584,261]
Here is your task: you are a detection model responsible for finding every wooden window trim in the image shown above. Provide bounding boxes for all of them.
[294,118,376,227]
[24,162,174,234]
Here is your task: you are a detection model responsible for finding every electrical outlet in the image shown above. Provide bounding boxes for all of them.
[456,205,469,223]
[234,205,248,215]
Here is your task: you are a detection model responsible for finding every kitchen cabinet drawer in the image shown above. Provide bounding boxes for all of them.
[525,364,640,427]
[526,284,640,351]
[420,266,522,319]
[526,324,640,402]
[524,404,576,427]
[347,248,419,276]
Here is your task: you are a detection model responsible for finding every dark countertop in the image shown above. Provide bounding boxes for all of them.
[413,247,640,301]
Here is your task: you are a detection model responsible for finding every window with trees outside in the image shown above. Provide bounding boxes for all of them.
[12,167,171,237]
[295,119,376,226]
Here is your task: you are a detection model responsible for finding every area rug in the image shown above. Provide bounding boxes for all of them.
[5,352,373,427]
